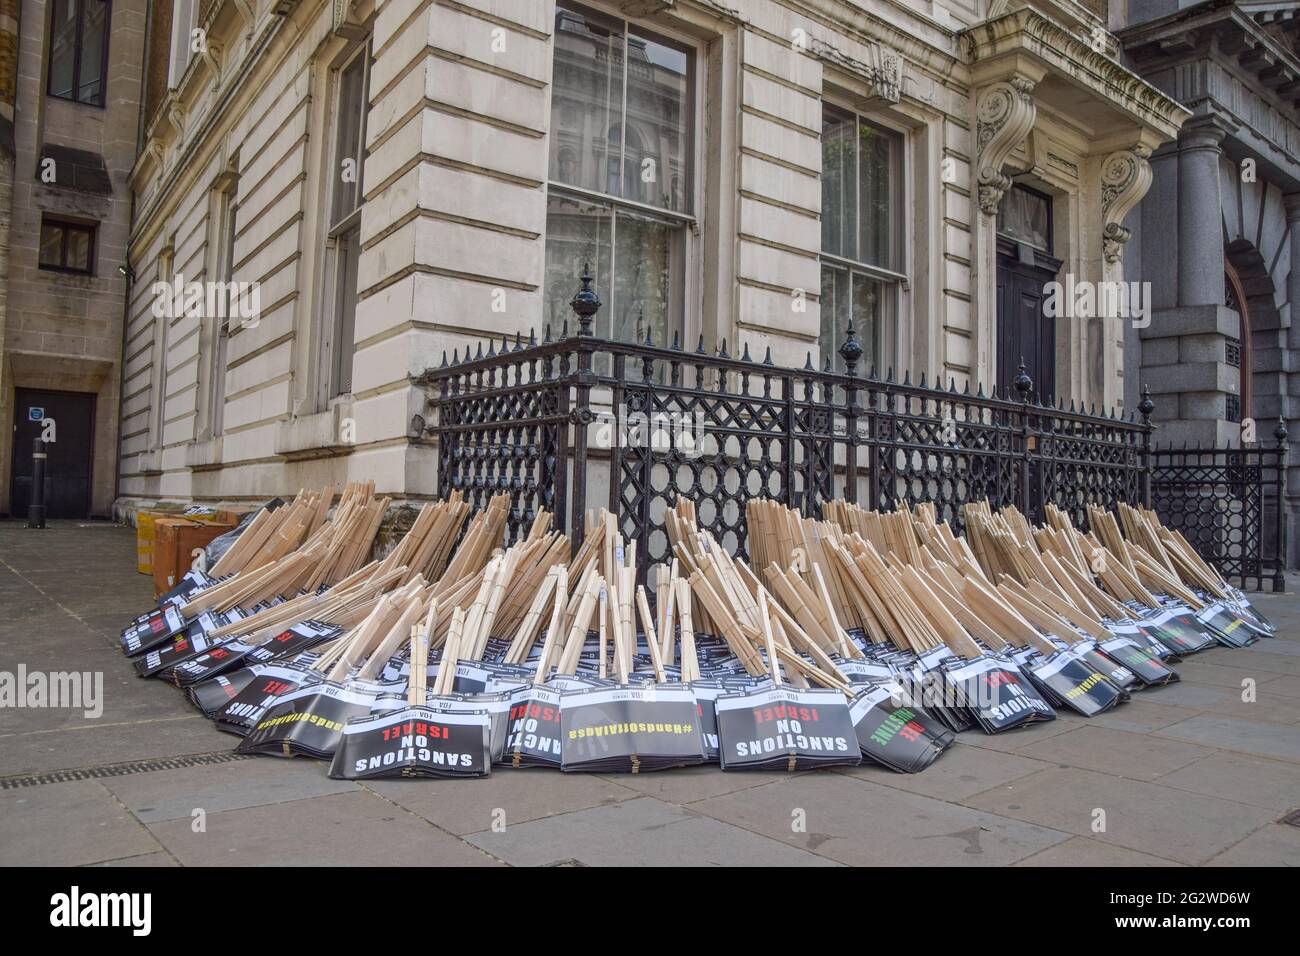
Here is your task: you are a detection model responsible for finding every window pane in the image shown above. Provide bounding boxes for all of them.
[623,32,689,212]
[549,6,624,197]
[997,186,1050,252]
[544,193,613,337]
[331,225,360,396]
[77,0,107,104]
[49,0,78,99]
[40,223,65,267]
[850,271,886,373]
[821,265,886,372]
[857,123,896,270]
[331,52,367,227]
[820,108,855,259]
[66,228,92,271]
[819,263,848,370]
[611,209,680,346]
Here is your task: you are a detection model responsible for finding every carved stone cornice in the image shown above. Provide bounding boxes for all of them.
[963,8,1189,142]
[810,37,902,104]
[976,75,1037,216]
[1100,144,1153,263]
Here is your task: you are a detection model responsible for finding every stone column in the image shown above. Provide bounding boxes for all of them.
[1176,118,1227,308]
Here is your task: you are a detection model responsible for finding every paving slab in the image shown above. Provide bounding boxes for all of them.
[88,852,180,867]
[951,716,1081,754]
[691,773,1071,866]
[1203,824,1300,866]
[1154,715,1300,762]
[0,780,164,866]
[1151,752,1300,812]
[102,755,360,823]
[964,766,1275,865]
[1171,660,1285,688]
[1013,725,1213,781]
[464,795,839,866]
[0,714,235,777]
[831,741,1052,801]
[1259,674,1300,698]
[1139,681,1300,726]
[148,790,502,866]
[1075,700,1204,734]
[364,771,640,836]
[595,765,812,805]
[1013,836,1185,867]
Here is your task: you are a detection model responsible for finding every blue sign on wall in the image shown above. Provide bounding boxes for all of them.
[28,407,44,422]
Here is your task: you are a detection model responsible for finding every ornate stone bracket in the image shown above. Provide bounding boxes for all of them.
[166,101,188,141]
[331,0,367,39]
[199,41,223,90]
[1100,144,1153,263]
[976,76,1037,216]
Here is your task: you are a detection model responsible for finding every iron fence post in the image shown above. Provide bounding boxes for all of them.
[567,266,600,554]
[1139,385,1155,508]
[1014,360,1032,515]
[1274,416,1288,593]
[839,323,863,505]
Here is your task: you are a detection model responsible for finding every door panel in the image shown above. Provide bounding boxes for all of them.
[997,253,1058,403]
[10,389,95,518]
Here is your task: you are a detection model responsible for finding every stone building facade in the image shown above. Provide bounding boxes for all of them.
[1119,0,1300,561]
[113,0,1187,516]
[0,0,145,518]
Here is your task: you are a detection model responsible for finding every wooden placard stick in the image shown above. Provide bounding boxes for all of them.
[811,563,857,658]
[922,564,1011,651]
[504,567,559,665]
[437,607,466,696]
[557,573,601,675]
[687,571,764,676]
[533,566,568,685]
[762,597,849,686]
[757,588,781,685]
[658,565,678,665]
[637,586,666,682]
[675,578,697,682]
[598,581,609,680]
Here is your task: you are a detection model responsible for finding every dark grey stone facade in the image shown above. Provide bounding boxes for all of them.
[1120,0,1300,564]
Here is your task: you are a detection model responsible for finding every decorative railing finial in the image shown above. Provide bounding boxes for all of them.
[839,320,863,377]
[569,263,601,337]
[1138,384,1154,425]
[1013,358,1032,400]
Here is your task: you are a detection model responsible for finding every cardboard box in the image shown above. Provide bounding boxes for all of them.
[137,508,248,575]
[152,517,237,596]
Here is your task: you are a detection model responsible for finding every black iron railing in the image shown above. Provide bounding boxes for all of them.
[417,269,1285,591]
[1151,432,1288,592]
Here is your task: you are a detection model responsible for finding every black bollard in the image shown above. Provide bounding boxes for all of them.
[27,437,47,529]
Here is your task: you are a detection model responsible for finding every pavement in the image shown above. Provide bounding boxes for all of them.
[2,519,1298,867]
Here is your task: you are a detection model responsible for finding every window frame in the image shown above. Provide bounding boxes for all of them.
[544,1,701,347]
[205,170,238,438]
[37,215,98,275]
[996,183,1054,255]
[45,0,111,108]
[318,38,372,406]
[167,0,198,90]
[817,104,907,373]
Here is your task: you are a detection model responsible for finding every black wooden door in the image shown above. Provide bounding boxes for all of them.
[996,242,1060,403]
[10,389,95,518]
